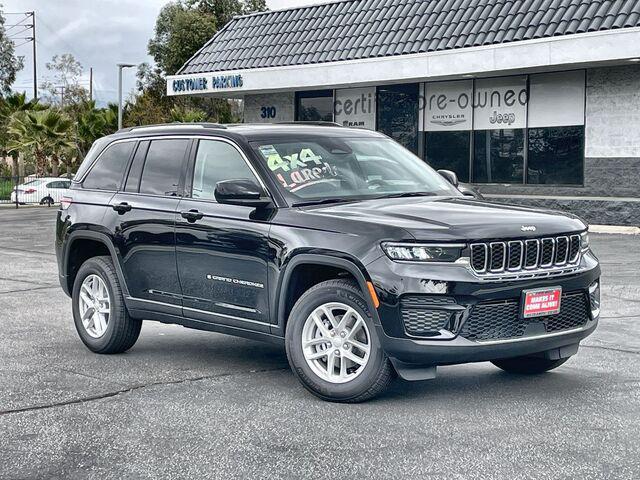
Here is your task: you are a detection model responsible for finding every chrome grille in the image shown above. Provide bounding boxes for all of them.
[470,234,582,275]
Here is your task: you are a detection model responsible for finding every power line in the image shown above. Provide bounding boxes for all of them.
[6,11,38,100]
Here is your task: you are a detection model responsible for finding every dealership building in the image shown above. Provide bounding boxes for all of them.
[167,0,640,225]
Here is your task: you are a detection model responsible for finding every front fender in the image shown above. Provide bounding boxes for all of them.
[272,251,381,336]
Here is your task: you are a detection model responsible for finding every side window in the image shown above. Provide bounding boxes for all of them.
[46,182,60,189]
[139,139,190,196]
[124,141,149,193]
[82,141,135,191]
[192,140,259,200]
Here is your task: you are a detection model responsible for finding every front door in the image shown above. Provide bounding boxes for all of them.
[175,138,271,332]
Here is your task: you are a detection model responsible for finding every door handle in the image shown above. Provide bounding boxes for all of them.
[112,202,132,214]
[181,209,204,223]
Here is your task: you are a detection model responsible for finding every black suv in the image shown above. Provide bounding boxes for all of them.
[56,123,601,402]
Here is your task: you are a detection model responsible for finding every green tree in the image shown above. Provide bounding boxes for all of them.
[148,2,217,77]
[148,0,266,76]
[170,105,209,123]
[7,109,74,176]
[0,5,24,95]
[40,53,89,107]
[76,101,118,158]
[0,92,42,176]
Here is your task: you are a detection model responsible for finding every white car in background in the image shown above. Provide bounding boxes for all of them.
[10,177,72,205]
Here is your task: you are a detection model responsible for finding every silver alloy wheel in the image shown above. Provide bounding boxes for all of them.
[78,274,111,338]
[301,302,371,384]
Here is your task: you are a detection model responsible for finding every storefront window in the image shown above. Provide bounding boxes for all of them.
[473,129,525,184]
[424,131,470,182]
[377,84,419,153]
[295,90,333,122]
[527,126,584,185]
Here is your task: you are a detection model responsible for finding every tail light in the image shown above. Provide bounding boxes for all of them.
[24,188,37,194]
[60,196,73,210]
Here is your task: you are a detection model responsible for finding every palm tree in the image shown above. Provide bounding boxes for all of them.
[7,109,75,176]
[76,101,118,159]
[170,105,209,123]
[0,92,42,177]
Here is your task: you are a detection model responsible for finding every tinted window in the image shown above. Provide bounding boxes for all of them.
[296,90,333,122]
[124,141,149,192]
[473,129,525,183]
[139,139,189,196]
[377,83,419,154]
[527,126,584,185]
[47,181,69,189]
[192,140,258,200]
[83,141,135,191]
[425,131,471,182]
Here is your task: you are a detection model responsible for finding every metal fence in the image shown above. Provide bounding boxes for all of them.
[0,175,74,208]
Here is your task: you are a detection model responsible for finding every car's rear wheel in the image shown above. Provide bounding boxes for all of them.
[40,196,53,206]
[285,279,394,402]
[72,256,141,354]
[491,356,569,374]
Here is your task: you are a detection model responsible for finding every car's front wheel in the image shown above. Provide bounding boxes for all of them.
[72,256,142,354]
[285,279,394,402]
[491,356,569,374]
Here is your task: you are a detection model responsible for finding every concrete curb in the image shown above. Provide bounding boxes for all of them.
[589,225,640,235]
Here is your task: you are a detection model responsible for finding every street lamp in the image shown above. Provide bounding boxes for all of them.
[117,63,136,129]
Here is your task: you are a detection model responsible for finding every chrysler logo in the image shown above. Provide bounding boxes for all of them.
[521,225,537,232]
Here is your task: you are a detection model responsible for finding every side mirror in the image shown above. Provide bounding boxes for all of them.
[437,169,459,187]
[214,179,273,208]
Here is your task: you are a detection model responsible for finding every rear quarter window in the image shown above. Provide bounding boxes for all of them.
[82,141,136,191]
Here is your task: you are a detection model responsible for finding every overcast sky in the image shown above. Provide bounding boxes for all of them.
[4,0,328,105]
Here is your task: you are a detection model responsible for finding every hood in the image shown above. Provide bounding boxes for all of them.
[301,197,586,242]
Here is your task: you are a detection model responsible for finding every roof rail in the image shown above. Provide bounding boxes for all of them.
[116,122,228,134]
[276,121,343,127]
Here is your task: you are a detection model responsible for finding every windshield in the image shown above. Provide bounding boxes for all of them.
[252,136,460,206]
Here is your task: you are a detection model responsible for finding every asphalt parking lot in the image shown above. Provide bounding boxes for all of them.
[0,207,638,479]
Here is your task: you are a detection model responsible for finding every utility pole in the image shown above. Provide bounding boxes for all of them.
[31,12,37,100]
[117,63,136,129]
[89,67,93,102]
[5,11,37,100]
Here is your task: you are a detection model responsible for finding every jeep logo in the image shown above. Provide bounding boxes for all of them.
[521,225,537,232]
[490,111,516,125]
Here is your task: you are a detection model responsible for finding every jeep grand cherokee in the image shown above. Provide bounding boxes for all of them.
[56,123,600,402]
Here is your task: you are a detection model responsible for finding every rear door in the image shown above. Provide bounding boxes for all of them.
[104,138,191,312]
[175,138,272,332]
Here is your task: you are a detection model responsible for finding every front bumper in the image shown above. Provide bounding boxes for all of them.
[367,250,601,366]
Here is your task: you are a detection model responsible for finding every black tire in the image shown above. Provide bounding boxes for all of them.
[72,256,142,354]
[285,279,395,403]
[491,356,570,374]
[40,196,53,206]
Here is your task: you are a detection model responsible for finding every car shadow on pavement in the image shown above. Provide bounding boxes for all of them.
[378,364,597,404]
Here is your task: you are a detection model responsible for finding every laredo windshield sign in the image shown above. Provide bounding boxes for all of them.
[170,74,244,94]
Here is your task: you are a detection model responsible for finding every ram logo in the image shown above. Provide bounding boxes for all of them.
[521,225,537,232]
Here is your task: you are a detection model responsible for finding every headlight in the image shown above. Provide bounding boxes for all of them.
[381,243,464,262]
[580,231,590,252]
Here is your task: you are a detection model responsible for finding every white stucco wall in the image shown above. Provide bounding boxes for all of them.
[242,93,295,123]
[586,65,640,158]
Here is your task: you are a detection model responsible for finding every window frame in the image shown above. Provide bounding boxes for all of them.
[295,89,335,122]
[422,69,586,187]
[184,137,272,205]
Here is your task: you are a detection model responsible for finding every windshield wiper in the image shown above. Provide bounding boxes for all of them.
[373,191,439,200]
[292,198,360,208]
